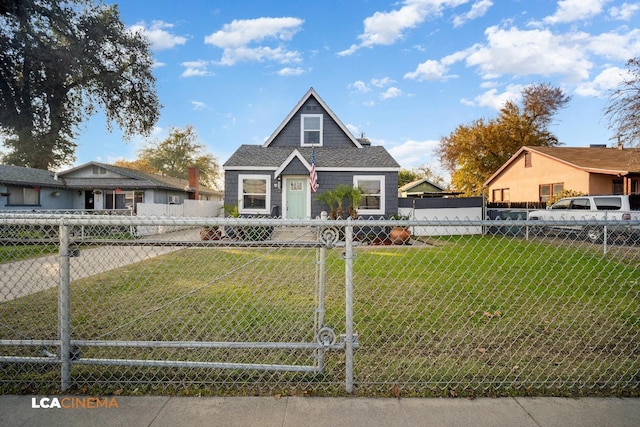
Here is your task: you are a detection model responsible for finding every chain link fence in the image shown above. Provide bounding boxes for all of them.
[1,213,638,397]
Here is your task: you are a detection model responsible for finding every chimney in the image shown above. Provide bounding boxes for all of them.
[188,167,200,200]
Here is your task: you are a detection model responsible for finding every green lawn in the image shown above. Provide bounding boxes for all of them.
[1,235,638,397]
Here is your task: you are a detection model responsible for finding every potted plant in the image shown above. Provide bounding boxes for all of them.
[389,214,411,245]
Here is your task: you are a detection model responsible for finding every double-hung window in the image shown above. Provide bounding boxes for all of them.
[238,175,270,214]
[301,114,323,146]
[354,175,385,215]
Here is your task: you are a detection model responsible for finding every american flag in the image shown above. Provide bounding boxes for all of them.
[310,147,319,192]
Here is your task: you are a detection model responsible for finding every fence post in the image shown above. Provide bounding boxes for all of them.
[344,218,354,393]
[59,223,71,391]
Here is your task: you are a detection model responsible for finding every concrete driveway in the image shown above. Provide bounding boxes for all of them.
[0,228,201,302]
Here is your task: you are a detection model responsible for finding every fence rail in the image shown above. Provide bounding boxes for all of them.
[1,214,638,397]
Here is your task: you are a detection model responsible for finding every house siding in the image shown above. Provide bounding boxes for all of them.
[268,97,354,149]
[224,169,398,218]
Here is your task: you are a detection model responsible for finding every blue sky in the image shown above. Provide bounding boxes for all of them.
[75,0,640,182]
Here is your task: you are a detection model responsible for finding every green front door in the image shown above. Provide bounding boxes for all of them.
[285,177,308,219]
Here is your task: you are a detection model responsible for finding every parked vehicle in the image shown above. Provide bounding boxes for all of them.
[528,195,640,243]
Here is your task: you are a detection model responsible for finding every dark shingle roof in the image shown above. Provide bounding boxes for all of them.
[0,164,65,187]
[223,145,400,169]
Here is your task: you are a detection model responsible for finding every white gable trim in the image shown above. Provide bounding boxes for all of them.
[262,87,362,148]
[274,149,312,178]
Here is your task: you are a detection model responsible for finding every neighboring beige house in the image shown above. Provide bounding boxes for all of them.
[485,146,640,203]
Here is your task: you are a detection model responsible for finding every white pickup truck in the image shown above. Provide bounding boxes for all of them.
[528,195,640,243]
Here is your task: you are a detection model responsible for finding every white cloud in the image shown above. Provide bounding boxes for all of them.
[575,66,632,96]
[543,0,611,25]
[277,67,305,76]
[609,2,640,20]
[453,0,493,28]
[191,101,208,111]
[181,60,214,77]
[405,59,450,81]
[587,29,640,61]
[460,84,523,109]
[381,87,403,99]
[351,81,371,92]
[387,139,441,169]
[371,77,395,87]
[205,17,304,66]
[465,26,593,82]
[338,0,470,56]
[129,21,187,51]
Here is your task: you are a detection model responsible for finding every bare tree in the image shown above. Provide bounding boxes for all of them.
[605,58,640,147]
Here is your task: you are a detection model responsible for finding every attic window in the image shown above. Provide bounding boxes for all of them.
[301,114,323,146]
[524,152,532,168]
[92,165,107,175]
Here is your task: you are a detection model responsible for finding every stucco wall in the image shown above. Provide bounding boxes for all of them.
[487,151,591,202]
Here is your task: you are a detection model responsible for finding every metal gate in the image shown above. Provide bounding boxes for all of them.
[0,215,356,393]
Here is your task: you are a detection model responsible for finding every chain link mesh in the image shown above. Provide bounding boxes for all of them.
[1,214,638,397]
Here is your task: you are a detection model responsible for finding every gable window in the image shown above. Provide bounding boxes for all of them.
[7,186,40,206]
[238,174,270,214]
[301,114,323,146]
[92,165,107,175]
[354,175,385,215]
[524,152,532,168]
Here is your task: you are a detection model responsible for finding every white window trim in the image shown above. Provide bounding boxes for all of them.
[354,175,385,215]
[300,114,323,147]
[238,174,271,215]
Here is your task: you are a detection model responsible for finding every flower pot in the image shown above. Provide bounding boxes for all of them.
[390,226,411,245]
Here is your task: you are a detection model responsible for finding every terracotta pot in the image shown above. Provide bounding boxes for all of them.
[390,227,411,245]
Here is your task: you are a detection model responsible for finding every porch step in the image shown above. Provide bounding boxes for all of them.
[271,226,317,243]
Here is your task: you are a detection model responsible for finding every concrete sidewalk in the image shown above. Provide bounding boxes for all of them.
[1,396,638,427]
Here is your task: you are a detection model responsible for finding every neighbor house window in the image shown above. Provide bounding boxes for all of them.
[492,188,510,202]
[539,183,564,203]
[239,175,270,214]
[354,175,385,215]
[301,114,323,146]
[7,186,40,206]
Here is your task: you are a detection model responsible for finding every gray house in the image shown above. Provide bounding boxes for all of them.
[1,162,222,212]
[223,88,400,219]
[0,164,68,210]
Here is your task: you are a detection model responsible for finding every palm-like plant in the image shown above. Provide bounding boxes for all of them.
[316,189,338,219]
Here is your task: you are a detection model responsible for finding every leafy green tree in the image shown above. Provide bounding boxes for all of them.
[139,126,221,190]
[0,0,160,169]
[605,57,640,147]
[438,83,570,196]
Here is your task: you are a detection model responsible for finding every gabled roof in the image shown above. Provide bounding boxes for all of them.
[399,177,445,193]
[0,164,64,188]
[58,162,221,195]
[223,145,400,171]
[262,87,363,148]
[484,146,640,186]
[273,149,312,177]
